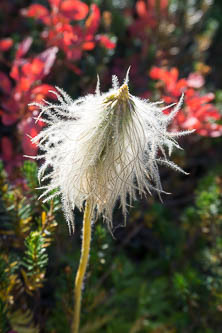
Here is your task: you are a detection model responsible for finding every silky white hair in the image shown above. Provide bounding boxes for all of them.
[28,71,193,233]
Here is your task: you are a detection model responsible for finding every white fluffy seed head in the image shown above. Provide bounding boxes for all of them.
[29,72,193,234]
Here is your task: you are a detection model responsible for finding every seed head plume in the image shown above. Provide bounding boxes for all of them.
[28,70,193,233]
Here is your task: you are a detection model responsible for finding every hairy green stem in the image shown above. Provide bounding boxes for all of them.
[72,201,92,333]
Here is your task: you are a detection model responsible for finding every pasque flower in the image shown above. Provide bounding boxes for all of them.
[29,70,192,233]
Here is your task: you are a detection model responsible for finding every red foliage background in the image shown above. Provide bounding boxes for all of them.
[0,0,221,177]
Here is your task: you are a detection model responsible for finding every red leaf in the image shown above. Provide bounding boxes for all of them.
[30,84,57,106]
[22,58,45,78]
[16,37,33,59]
[31,84,56,96]
[160,0,169,11]
[97,35,116,49]
[48,0,62,10]
[61,0,89,20]
[170,68,179,82]
[10,64,19,81]
[163,95,174,104]
[20,77,32,92]
[1,99,19,124]
[149,67,166,80]
[0,72,12,94]
[1,114,18,126]
[21,4,49,23]
[1,137,13,162]
[149,66,222,138]
[0,38,13,52]
[20,117,44,155]
[186,88,195,99]
[66,48,82,61]
[136,0,147,18]
[195,93,215,106]
[198,104,220,120]
[82,41,95,50]
[175,79,187,92]
[85,4,100,36]
[11,47,57,87]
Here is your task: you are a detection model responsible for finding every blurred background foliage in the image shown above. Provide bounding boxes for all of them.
[0,0,222,332]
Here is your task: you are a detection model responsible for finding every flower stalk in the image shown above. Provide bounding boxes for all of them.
[72,200,92,333]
